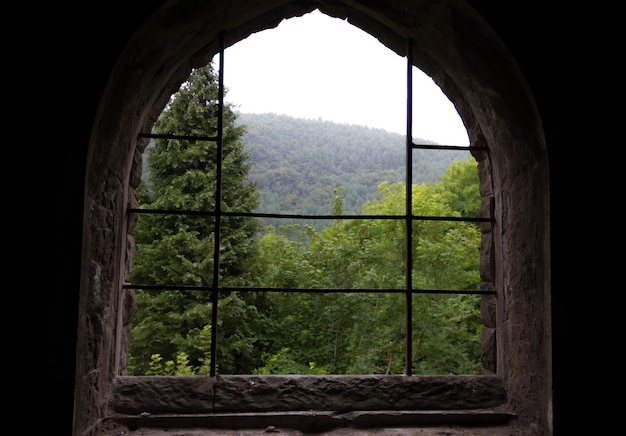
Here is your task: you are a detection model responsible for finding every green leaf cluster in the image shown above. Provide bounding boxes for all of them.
[129,63,263,375]
[128,63,483,376]
[236,112,470,227]
[251,158,481,374]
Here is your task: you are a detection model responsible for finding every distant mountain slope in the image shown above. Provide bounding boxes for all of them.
[235,112,469,216]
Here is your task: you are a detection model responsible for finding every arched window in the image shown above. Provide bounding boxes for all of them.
[74,2,551,435]
[123,11,493,380]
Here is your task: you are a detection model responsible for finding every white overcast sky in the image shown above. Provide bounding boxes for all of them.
[223,9,468,146]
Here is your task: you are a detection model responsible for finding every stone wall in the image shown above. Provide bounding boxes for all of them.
[112,375,507,414]
[107,375,515,432]
[73,1,552,435]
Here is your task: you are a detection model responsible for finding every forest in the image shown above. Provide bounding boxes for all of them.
[237,112,469,221]
[129,64,482,377]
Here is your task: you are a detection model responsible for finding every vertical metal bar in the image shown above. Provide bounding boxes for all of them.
[405,39,414,376]
[210,33,225,377]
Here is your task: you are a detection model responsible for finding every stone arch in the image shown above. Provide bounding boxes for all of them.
[76,1,551,434]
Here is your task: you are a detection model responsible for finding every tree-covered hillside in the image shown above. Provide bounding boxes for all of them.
[131,67,481,377]
[235,112,470,217]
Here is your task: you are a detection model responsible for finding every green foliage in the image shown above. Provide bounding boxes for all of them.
[128,61,484,377]
[236,112,470,226]
[145,352,196,376]
[249,159,482,374]
[252,348,327,375]
[435,158,480,218]
[129,62,263,375]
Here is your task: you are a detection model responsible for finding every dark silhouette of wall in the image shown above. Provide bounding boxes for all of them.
[29,0,585,433]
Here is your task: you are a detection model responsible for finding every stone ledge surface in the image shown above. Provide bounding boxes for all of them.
[112,409,515,430]
[112,375,506,414]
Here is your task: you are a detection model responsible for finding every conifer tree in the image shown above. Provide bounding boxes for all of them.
[129,63,262,375]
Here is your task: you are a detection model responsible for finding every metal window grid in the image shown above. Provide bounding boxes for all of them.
[126,34,494,377]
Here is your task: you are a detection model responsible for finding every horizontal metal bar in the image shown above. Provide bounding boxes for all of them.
[138,135,487,152]
[411,142,488,151]
[124,284,215,291]
[127,208,494,223]
[123,284,495,295]
[138,132,218,142]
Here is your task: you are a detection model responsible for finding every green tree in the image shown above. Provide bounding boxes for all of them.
[435,157,480,218]
[251,160,482,375]
[129,63,263,375]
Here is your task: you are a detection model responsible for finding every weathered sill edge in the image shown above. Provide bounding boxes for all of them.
[112,374,507,415]
[110,409,517,432]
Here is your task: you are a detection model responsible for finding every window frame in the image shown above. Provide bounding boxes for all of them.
[122,31,494,378]
[72,2,553,434]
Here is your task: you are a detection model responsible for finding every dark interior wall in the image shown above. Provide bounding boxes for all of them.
[34,1,578,433]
